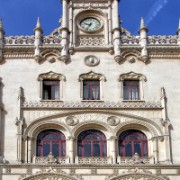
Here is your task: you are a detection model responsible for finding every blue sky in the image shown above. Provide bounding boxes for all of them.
[0,0,180,36]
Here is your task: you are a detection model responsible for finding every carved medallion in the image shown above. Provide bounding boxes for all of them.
[84,55,100,67]
[66,116,79,126]
[107,116,120,126]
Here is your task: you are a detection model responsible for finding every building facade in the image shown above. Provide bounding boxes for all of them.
[0,0,180,179]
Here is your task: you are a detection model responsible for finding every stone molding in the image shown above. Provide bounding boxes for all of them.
[37,71,66,81]
[119,71,147,82]
[22,101,162,109]
[79,71,106,81]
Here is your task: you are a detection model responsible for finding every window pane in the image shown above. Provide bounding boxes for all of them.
[144,142,147,156]
[37,142,41,156]
[62,142,66,157]
[83,82,90,100]
[83,81,100,100]
[93,142,100,157]
[52,142,59,157]
[125,143,132,156]
[43,142,50,156]
[123,81,139,100]
[134,142,141,156]
[84,142,91,157]
[43,80,59,100]
[78,142,82,157]
[52,85,59,100]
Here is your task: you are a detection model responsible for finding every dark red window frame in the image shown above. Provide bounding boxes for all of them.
[78,129,107,157]
[83,80,100,100]
[123,80,139,100]
[37,129,66,157]
[119,130,148,157]
[43,80,59,100]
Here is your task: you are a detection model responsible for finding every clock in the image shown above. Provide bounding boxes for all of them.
[80,17,101,31]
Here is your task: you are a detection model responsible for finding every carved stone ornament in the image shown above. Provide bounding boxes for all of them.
[38,71,66,81]
[119,71,147,82]
[79,71,106,81]
[66,116,79,126]
[107,116,120,126]
[84,55,100,67]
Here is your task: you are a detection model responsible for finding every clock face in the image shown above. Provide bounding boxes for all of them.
[80,17,101,31]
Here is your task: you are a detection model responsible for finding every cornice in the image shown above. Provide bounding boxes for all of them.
[1,163,180,169]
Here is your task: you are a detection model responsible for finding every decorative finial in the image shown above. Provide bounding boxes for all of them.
[34,17,43,33]
[177,18,180,35]
[138,17,148,33]
[0,18,5,35]
[140,17,145,29]
[36,17,41,28]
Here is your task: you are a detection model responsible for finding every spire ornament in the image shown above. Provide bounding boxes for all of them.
[34,17,43,62]
[0,19,4,62]
[176,18,180,45]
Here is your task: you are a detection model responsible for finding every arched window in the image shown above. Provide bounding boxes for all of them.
[37,129,66,157]
[78,129,107,157]
[119,130,148,157]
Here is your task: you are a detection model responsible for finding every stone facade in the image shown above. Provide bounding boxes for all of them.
[0,0,180,180]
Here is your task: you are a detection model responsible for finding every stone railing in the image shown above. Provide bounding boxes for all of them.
[117,154,153,165]
[33,155,69,164]
[42,35,61,45]
[148,35,177,45]
[4,36,35,45]
[121,36,140,45]
[4,35,61,46]
[75,156,112,164]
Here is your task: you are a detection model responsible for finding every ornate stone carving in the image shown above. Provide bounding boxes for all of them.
[107,116,120,126]
[118,153,151,164]
[148,35,177,45]
[76,156,112,164]
[4,36,35,45]
[78,36,105,46]
[38,71,66,81]
[79,71,106,81]
[119,71,147,82]
[66,116,79,126]
[33,154,69,164]
[122,168,152,175]
[23,101,162,109]
[84,55,100,67]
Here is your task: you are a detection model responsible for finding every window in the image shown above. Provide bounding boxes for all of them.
[119,130,148,157]
[119,71,147,101]
[83,80,100,100]
[123,80,139,100]
[79,71,106,101]
[38,71,66,101]
[43,80,59,100]
[78,129,107,157]
[37,129,66,157]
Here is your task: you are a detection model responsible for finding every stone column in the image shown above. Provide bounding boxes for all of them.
[68,136,74,163]
[108,1,112,45]
[61,0,69,62]
[138,18,148,63]
[27,137,33,163]
[152,137,159,163]
[109,136,117,164]
[112,0,123,63]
